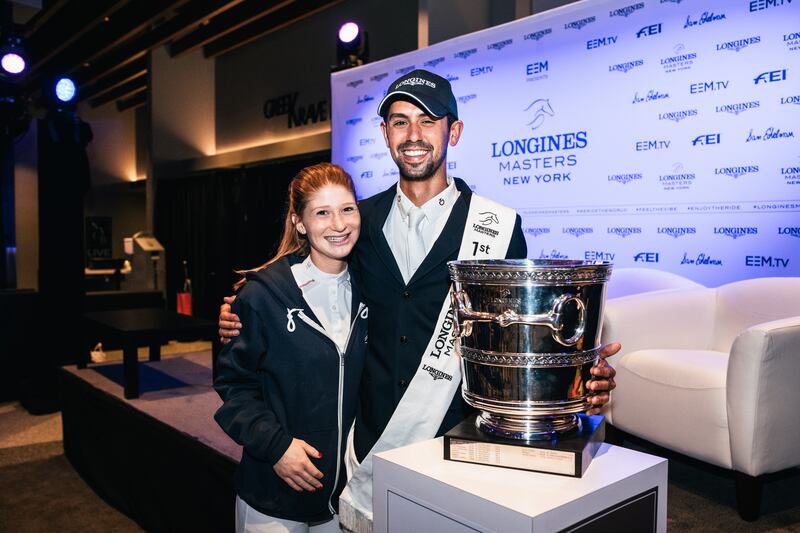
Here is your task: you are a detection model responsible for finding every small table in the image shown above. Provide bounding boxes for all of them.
[81,308,218,399]
[373,438,667,532]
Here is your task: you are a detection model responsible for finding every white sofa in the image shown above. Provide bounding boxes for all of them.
[606,267,704,300]
[601,277,800,520]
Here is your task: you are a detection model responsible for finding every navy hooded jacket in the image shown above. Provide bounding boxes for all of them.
[214,254,368,522]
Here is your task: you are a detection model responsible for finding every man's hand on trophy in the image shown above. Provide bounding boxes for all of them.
[218,295,241,344]
[585,342,619,416]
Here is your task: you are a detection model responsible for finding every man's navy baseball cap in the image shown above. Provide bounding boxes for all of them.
[377,69,458,120]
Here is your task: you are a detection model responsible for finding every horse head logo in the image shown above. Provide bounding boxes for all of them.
[478,211,500,225]
[523,98,554,130]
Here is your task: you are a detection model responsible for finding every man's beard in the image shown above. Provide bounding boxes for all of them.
[392,141,446,182]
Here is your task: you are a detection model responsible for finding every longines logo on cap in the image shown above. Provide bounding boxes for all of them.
[658,227,696,238]
[714,227,758,239]
[714,166,759,178]
[563,227,593,238]
[524,28,552,41]
[565,16,596,30]
[396,77,435,89]
[610,3,644,17]
[524,227,550,237]
[608,227,642,238]
[423,57,445,68]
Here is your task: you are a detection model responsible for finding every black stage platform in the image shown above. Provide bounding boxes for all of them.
[60,351,240,533]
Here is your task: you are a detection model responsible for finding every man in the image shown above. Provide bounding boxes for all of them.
[219,69,618,530]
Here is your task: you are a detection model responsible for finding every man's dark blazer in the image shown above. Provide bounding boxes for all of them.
[350,177,528,461]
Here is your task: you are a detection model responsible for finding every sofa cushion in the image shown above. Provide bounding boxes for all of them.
[612,349,732,468]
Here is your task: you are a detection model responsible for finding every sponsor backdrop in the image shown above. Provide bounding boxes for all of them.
[331,0,799,286]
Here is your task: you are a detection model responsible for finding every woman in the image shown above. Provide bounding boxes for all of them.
[214,163,367,533]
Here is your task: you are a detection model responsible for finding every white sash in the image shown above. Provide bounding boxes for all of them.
[339,194,517,533]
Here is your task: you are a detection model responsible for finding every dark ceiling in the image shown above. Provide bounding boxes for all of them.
[12,0,341,112]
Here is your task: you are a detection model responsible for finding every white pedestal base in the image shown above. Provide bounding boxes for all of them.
[373,438,667,533]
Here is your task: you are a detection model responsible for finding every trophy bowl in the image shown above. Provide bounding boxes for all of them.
[448,259,612,440]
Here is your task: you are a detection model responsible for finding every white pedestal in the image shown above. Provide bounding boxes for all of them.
[373,438,667,533]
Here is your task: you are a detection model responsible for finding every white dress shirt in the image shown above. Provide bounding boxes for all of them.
[290,256,352,353]
[383,176,461,283]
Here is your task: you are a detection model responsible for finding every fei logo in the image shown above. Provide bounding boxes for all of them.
[523,99,554,130]
[754,69,787,84]
[692,133,721,146]
[634,252,659,263]
[637,24,662,38]
[360,171,373,179]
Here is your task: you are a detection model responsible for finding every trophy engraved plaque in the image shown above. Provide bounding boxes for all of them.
[444,259,612,477]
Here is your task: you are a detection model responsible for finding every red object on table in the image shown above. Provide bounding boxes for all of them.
[176,292,192,316]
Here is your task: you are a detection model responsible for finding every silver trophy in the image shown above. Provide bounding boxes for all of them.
[449,259,612,440]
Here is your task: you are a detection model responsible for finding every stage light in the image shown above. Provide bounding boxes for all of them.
[1,52,24,74]
[338,22,359,44]
[0,37,28,78]
[335,21,368,70]
[55,78,77,103]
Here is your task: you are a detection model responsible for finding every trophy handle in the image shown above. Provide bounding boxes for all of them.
[452,291,586,346]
